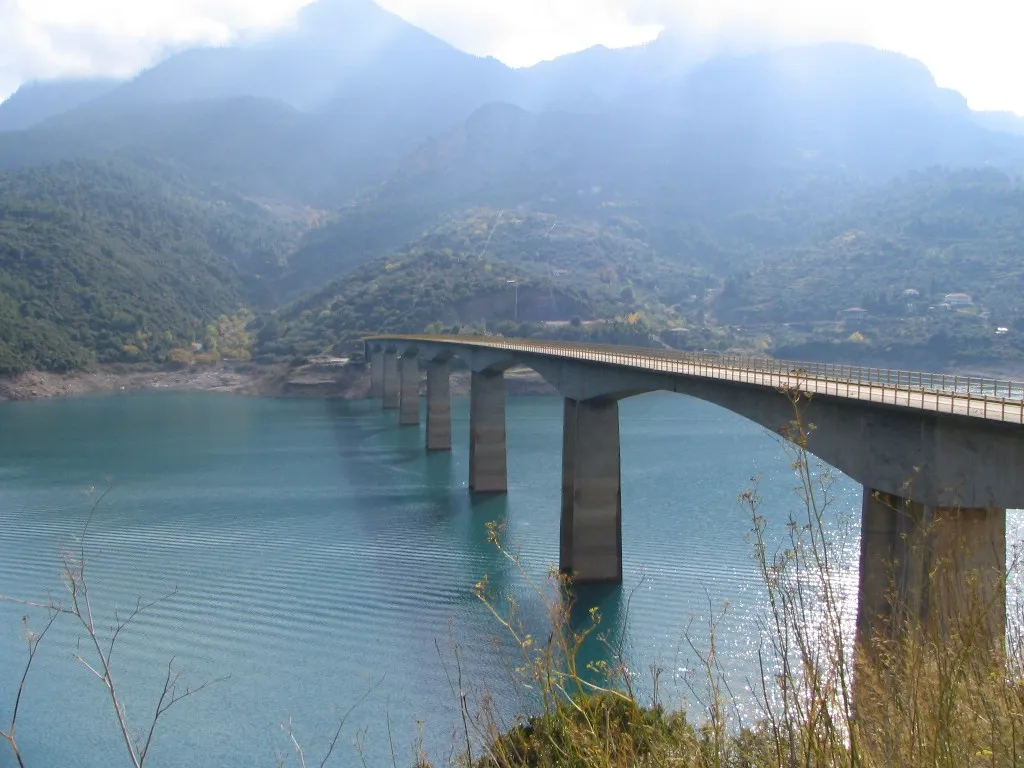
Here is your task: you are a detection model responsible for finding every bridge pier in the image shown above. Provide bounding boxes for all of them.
[857,487,1005,648]
[559,398,622,583]
[426,360,451,451]
[369,349,383,398]
[382,352,399,410]
[469,371,507,493]
[399,354,420,426]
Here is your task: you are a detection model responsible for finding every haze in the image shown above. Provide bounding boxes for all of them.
[1,0,1022,115]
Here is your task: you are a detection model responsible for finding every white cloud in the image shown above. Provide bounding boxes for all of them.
[0,0,314,97]
[1,0,1023,115]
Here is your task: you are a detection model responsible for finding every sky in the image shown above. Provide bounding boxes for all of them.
[1,0,1022,114]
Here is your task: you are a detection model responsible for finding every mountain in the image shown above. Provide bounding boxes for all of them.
[515,34,703,107]
[0,78,124,132]
[651,44,1015,177]
[280,44,1024,294]
[0,0,516,203]
[975,111,1024,135]
[1,13,1020,214]
[101,0,511,110]
[0,159,299,373]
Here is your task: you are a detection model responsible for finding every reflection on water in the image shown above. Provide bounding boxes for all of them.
[0,391,1018,766]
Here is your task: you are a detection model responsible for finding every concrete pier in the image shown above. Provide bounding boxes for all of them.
[382,352,399,410]
[857,488,1006,646]
[559,398,622,583]
[369,349,383,398]
[469,371,507,493]
[426,360,451,451]
[364,331,1024,665]
[399,354,420,426]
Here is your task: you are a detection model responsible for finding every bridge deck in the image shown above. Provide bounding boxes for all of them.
[366,335,1024,425]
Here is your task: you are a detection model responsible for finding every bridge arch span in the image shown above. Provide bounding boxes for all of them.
[364,335,1014,648]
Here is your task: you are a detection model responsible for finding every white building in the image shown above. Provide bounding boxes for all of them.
[943,293,974,306]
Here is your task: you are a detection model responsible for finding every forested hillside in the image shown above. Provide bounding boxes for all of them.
[260,211,714,359]
[715,169,1024,323]
[0,160,298,373]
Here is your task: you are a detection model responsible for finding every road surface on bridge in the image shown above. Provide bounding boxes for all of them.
[365,335,1024,425]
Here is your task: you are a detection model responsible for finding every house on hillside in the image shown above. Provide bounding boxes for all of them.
[837,307,869,324]
[900,288,921,312]
[661,327,689,347]
[942,292,974,307]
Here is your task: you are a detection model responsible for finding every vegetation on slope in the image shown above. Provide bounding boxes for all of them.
[0,159,299,373]
[713,168,1024,366]
[258,210,715,359]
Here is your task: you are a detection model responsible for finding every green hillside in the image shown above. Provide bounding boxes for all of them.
[259,210,713,359]
[711,168,1024,367]
[0,159,299,373]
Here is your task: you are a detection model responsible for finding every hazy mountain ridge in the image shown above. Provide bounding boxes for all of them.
[0,78,125,132]
[280,43,1021,293]
[2,4,1020,208]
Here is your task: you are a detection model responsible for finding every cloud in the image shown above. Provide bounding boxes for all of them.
[0,0,316,98]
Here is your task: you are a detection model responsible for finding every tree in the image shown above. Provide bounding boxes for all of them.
[167,348,193,367]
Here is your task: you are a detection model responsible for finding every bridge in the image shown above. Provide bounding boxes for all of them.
[363,334,1024,643]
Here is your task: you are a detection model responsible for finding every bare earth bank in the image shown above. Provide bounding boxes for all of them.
[0,363,556,402]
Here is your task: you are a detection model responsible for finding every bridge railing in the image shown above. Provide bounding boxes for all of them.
[365,335,1024,423]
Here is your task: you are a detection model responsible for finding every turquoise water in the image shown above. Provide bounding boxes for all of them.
[0,391,930,765]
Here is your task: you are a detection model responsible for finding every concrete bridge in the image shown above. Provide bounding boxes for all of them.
[363,334,1024,642]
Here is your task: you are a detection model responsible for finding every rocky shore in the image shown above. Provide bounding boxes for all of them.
[0,360,557,402]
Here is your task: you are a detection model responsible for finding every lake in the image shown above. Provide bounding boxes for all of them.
[0,391,1013,766]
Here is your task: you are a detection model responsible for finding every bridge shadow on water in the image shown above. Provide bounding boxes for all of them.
[320,398,633,704]
[322,398,525,604]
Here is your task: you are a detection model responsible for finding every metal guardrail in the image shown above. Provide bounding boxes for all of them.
[365,335,1024,425]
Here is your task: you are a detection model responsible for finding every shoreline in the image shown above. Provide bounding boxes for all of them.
[0,362,558,403]
[4,356,1016,404]
[0,364,293,402]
